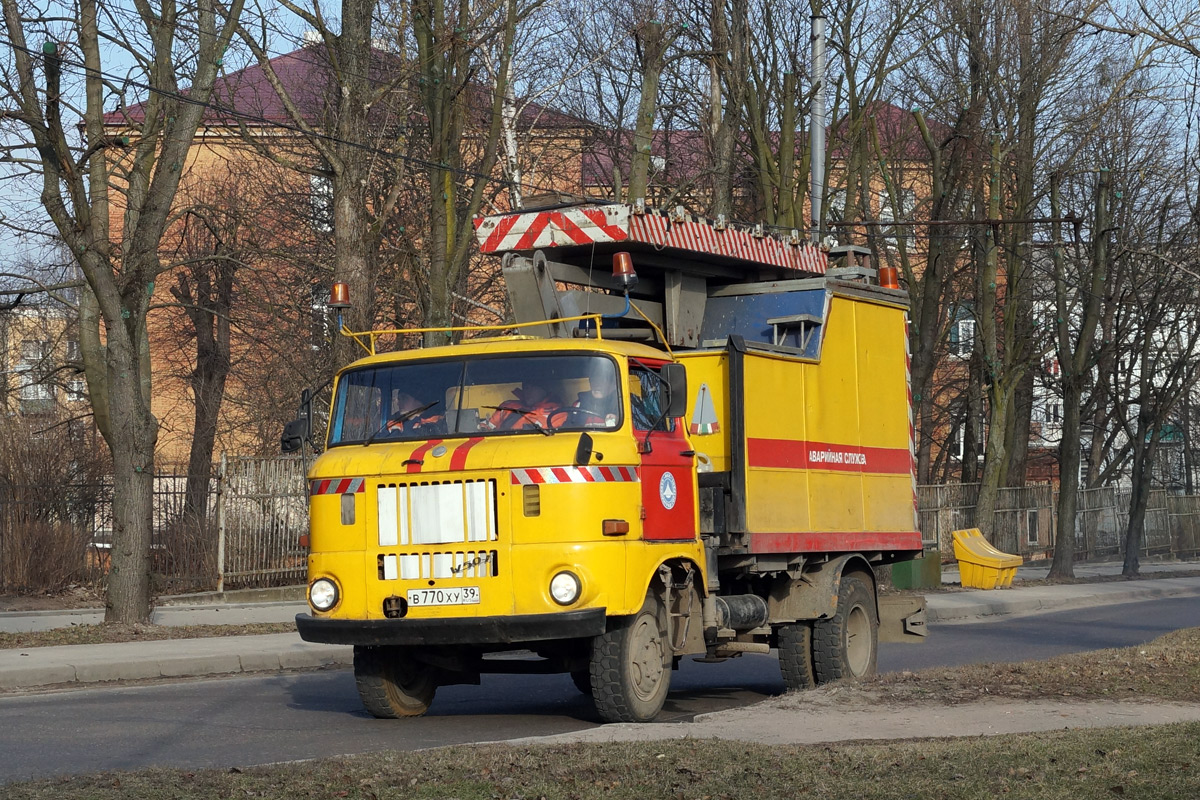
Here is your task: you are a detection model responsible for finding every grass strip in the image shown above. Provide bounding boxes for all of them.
[6,722,1199,799]
[0,622,296,649]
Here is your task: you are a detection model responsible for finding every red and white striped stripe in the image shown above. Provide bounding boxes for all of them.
[628,213,826,274]
[310,477,365,496]
[904,315,919,533]
[475,206,629,252]
[510,466,639,485]
[474,204,827,275]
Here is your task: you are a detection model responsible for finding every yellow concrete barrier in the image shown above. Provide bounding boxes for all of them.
[952,528,1023,590]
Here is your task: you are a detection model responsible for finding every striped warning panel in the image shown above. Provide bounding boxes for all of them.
[475,206,630,253]
[510,466,639,485]
[628,212,827,274]
[474,204,827,275]
[309,477,365,496]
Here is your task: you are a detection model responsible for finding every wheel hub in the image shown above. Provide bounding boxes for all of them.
[630,616,665,698]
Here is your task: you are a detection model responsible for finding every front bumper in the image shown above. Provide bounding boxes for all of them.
[295,608,607,647]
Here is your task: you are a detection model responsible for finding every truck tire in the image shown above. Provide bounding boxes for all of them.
[589,592,671,723]
[353,645,436,718]
[812,572,878,683]
[776,621,816,691]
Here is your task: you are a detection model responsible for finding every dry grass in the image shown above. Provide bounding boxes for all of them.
[0,622,296,649]
[863,627,1200,705]
[5,724,1199,799]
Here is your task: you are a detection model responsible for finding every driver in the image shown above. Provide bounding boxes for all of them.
[574,360,620,427]
[484,382,559,431]
[386,390,440,433]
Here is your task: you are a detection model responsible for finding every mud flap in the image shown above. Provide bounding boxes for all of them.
[878,595,927,643]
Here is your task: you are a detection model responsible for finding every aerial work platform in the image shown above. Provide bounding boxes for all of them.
[474,203,828,277]
[473,203,855,349]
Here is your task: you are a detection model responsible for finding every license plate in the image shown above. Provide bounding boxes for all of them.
[406,586,481,607]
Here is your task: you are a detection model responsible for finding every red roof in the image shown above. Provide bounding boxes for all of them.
[103,45,592,131]
[580,102,950,188]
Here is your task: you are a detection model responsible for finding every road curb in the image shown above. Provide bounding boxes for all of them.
[925,579,1200,623]
[0,634,351,691]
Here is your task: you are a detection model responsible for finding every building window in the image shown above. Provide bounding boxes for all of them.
[1026,509,1040,546]
[948,304,975,357]
[1044,400,1061,424]
[18,339,55,413]
[310,284,331,351]
[63,340,87,402]
[310,173,333,234]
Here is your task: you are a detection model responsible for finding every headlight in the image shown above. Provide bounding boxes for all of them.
[549,571,581,606]
[309,578,339,611]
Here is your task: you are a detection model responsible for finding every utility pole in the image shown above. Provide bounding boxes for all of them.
[809,13,826,243]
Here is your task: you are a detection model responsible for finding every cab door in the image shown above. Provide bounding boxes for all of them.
[630,363,697,541]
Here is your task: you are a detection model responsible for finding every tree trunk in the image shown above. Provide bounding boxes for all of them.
[628,20,668,203]
[103,321,159,623]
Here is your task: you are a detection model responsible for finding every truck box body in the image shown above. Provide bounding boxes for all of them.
[679,280,920,557]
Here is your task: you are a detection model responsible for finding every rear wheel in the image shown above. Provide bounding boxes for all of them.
[812,572,878,683]
[353,646,437,718]
[589,591,671,722]
[776,621,816,691]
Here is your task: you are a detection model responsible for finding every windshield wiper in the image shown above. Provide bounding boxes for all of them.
[363,401,439,446]
[480,405,554,436]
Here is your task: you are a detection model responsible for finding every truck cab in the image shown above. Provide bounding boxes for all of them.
[298,337,707,720]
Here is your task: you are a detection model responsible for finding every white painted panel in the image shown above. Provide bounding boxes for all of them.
[397,483,409,546]
[465,482,490,542]
[488,481,497,540]
[399,555,420,580]
[454,551,467,578]
[421,553,431,578]
[382,554,398,581]
[433,552,454,578]
[377,486,398,547]
[410,484,466,544]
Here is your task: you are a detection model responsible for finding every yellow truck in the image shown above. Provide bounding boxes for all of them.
[289,203,926,722]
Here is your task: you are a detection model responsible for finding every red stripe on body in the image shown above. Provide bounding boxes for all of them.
[405,440,442,473]
[747,437,913,475]
[749,530,924,554]
[449,437,484,471]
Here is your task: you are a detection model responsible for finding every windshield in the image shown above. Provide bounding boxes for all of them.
[328,353,623,446]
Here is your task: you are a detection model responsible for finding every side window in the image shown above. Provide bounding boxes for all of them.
[629,366,674,432]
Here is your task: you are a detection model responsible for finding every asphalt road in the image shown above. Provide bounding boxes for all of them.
[1,595,1197,785]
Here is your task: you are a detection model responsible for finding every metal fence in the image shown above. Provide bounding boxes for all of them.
[8,460,1200,597]
[918,483,1183,561]
[0,455,309,596]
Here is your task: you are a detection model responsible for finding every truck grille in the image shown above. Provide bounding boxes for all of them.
[378,549,499,580]
[376,479,498,547]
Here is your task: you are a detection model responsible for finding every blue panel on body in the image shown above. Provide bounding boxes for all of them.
[700,289,828,357]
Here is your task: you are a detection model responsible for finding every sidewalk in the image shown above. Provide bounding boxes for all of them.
[1,560,1198,692]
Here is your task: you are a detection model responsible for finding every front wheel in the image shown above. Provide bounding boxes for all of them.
[353,646,437,718]
[812,572,878,683]
[589,592,671,722]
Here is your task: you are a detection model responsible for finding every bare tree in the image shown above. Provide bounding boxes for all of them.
[0,0,245,621]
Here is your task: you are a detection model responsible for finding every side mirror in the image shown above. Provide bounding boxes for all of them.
[574,432,594,465]
[661,363,688,419]
[281,417,309,453]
